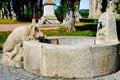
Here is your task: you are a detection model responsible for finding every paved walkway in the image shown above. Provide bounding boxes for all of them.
[0,24,59,31]
[0,54,63,80]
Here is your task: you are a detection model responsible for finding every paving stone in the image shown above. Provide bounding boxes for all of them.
[33,77,47,80]
[2,67,11,76]
[0,77,11,80]
[0,64,3,69]
[0,54,2,59]
[9,67,18,74]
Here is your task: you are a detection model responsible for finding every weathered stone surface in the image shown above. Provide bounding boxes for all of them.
[23,36,120,79]
[0,53,120,80]
[41,44,91,78]
[96,12,118,44]
[23,41,42,75]
[90,43,119,77]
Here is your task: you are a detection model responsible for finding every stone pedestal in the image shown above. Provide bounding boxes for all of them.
[39,0,60,24]
[89,0,96,18]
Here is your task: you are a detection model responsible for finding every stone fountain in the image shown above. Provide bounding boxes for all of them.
[23,12,120,79]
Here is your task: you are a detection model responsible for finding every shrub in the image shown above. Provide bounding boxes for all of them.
[80,10,89,18]
[80,18,98,23]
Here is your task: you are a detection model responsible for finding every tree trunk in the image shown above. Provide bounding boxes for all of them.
[66,0,76,32]
[0,0,3,18]
[39,0,43,18]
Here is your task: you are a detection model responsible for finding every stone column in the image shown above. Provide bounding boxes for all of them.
[89,0,96,18]
[43,0,55,17]
[96,0,101,17]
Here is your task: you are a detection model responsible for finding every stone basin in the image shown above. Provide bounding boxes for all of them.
[23,36,120,79]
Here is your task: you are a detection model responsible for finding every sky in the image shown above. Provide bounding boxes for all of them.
[44,0,90,10]
[80,0,89,9]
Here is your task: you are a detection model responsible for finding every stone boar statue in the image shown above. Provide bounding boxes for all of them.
[0,24,44,68]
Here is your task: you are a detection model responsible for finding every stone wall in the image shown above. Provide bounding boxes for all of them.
[23,36,120,79]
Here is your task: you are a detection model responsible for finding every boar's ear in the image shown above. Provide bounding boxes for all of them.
[35,27,39,32]
[30,24,35,30]
[30,24,39,32]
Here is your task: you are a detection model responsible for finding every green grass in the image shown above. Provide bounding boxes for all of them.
[0,19,30,24]
[42,30,96,36]
[0,30,96,53]
[0,31,11,53]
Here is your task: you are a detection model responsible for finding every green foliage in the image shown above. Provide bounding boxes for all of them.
[116,2,120,14]
[2,0,8,8]
[55,3,67,22]
[80,10,89,18]
[42,30,96,37]
[58,26,67,33]
[80,18,98,23]
[0,31,11,53]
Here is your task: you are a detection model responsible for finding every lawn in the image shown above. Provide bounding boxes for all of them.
[42,30,96,36]
[0,30,96,53]
[0,19,30,24]
[0,31,11,53]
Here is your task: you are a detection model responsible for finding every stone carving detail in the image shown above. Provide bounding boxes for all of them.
[96,12,118,44]
[0,24,44,68]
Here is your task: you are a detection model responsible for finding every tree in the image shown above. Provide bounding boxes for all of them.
[65,0,80,31]
[55,0,81,22]
[60,0,66,16]
[0,0,3,10]
[39,0,43,18]
[55,0,66,22]
[12,0,24,21]
[116,2,120,14]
